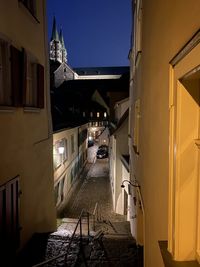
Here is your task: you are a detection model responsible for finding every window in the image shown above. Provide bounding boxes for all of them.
[97,112,100,118]
[0,40,44,109]
[26,59,37,106]
[90,112,93,117]
[24,51,44,108]
[71,135,75,154]
[104,112,107,118]
[134,0,142,63]
[83,111,86,117]
[78,129,88,146]
[133,99,140,153]
[0,176,20,250]
[0,40,11,106]
[53,139,68,169]
[20,0,37,17]
[0,40,25,107]
[60,177,65,202]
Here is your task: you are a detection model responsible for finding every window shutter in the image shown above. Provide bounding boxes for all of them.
[22,48,27,106]
[10,46,22,107]
[37,63,44,108]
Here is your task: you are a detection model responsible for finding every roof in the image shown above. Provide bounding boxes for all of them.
[50,71,129,132]
[73,66,129,76]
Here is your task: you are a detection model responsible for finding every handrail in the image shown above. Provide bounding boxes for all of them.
[32,209,90,267]
[92,202,102,231]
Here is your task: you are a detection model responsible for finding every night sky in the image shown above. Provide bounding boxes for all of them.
[47,0,132,68]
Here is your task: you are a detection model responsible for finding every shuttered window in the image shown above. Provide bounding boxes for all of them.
[10,46,23,107]
[0,39,44,109]
[23,50,44,108]
[0,176,20,251]
[133,99,140,153]
[0,39,12,106]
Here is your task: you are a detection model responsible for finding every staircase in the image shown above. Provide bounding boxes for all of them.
[15,213,142,267]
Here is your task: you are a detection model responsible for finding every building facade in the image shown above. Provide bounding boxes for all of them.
[53,124,88,213]
[0,0,56,258]
[109,98,136,234]
[129,0,200,266]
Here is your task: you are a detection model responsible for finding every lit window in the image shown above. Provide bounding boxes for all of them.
[97,112,100,117]
[104,112,107,118]
[90,112,93,117]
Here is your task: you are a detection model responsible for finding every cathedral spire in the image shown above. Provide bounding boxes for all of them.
[59,27,67,63]
[59,28,65,48]
[51,16,59,41]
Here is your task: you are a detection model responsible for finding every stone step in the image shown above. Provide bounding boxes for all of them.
[61,217,89,224]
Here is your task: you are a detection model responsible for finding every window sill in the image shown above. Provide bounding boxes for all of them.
[159,241,200,267]
[0,106,16,113]
[23,107,40,113]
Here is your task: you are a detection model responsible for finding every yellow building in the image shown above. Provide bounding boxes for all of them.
[0,0,56,257]
[129,0,200,266]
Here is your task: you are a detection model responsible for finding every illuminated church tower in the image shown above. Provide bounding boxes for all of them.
[59,28,67,63]
[50,16,67,64]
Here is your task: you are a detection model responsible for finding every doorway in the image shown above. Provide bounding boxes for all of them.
[169,66,200,261]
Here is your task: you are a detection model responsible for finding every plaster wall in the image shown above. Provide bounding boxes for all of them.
[130,0,200,266]
[0,0,56,247]
[53,127,78,184]
[114,118,129,214]
[115,98,129,122]
[53,124,88,210]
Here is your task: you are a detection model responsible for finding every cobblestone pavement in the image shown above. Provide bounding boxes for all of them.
[15,160,142,267]
[63,160,125,223]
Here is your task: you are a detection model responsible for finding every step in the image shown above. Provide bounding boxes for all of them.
[61,217,89,224]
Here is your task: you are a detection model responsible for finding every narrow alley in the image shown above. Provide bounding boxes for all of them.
[63,159,123,222]
[48,158,141,267]
[16,157,142,267]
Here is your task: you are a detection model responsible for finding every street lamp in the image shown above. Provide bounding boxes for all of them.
[58,146,65,154]
[121,179,140,188]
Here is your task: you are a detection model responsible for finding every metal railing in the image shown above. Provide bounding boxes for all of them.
[32,209,90,267]
[92,202,102,231]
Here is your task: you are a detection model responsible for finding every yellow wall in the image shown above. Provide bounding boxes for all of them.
[0,0,56,248]
[130,0,200,266]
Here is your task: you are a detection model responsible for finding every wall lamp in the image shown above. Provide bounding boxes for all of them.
[121,179,140,188]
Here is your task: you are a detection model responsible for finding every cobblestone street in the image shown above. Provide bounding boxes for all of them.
[16,159,142,267]
[63,159,124,222]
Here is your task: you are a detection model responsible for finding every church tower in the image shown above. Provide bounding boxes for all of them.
[59,28,67,64]
[50,16,62,63]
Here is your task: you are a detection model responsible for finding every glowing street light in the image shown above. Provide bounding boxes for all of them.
[58,146,65,154]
